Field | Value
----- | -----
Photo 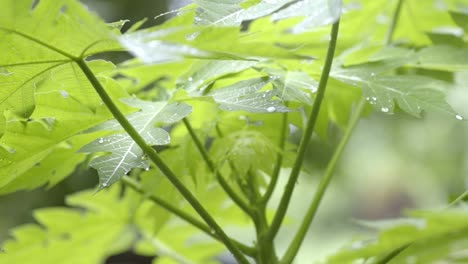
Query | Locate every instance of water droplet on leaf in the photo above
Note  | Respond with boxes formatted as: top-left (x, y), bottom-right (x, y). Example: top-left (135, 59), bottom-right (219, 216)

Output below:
top-left (60, 90), bottom-right (69, 98)
top-left (98, 138), bottom-right (104, 143)
top-left (456, 114), bottom-right (464, 120)
top-left (267, 106), bottom-right (276, 113)
top-left (381, 107), bottom-right (389, 113)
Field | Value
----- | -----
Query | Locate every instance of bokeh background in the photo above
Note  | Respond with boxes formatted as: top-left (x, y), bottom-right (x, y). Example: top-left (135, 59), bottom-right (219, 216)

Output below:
top-left (1, 0), bottom-right (468, 263)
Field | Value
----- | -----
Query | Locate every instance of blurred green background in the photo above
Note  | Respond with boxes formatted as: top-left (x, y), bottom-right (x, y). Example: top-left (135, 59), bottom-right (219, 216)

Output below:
top-left (1, 0), bottom-right (468, 263)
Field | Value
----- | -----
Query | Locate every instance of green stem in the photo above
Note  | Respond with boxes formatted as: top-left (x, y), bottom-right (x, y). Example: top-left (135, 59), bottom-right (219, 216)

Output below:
top-left (268, 19), bottom-right (341, 240)
top-left (182, 118), bottom-right (253, 215)
top-left (121, 176), bottom-right (255, 256)
top-left (386, 0), bottom-right (404, 45)
top-left (280, 97), bottom-right (366, 264)
top-left (76, 59), bottom-right (249, 264)
top-left (262, 111), bottom-right (289, 204)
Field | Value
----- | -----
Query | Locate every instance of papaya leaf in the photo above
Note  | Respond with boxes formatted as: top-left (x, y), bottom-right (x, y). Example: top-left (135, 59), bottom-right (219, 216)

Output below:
top-left (263, 67), bottom-right (317, 105)
top-left (0, 0), bottom-right (121, 132)
top-left (178, 60), bottom-right (258, 95)
top-left (331, 64), bottom-right (462, 119)
top-left (415, 45), bottom-right (468, 71)
top-left (271, 0), bottom-right (342, 33)
top-left (0, 78), bottom-right (128, 194)
top-left (0, 186), bottom-right (143, 264)
top-left (210, 130), bottom-right (278, 177)
top-left (327, 207), bottom-right (468, 264)
top-left (209, 77), bottom-right (290, 113)
top-left (194, 0), bottom-right (292, 26)
top-left (80, 98), bottom-right (192, 189)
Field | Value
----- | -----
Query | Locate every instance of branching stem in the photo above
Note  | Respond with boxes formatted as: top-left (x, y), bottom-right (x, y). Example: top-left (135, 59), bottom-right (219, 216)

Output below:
top-left (76, 59), bottom-right (249, 264)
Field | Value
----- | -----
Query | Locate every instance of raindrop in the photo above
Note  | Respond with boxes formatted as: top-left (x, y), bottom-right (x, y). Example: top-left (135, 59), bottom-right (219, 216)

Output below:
top-left (98, 138), bottom-right (104, 143)
top-left (370, 72), bottom-right (376, 77)
top-left (381, 107), bottom-right (389, 113)
top-left (188, 77), bottom-right (193, 82)
top-left (365, 97), bottom-right (370, 101)
top-left (456, 114), bottom-right (464, 120)
top-left (101, 182), bottom-right (108, 187)
top-left (371, 97), bottom-right (377, 101)
top-left (9, 148), bottom-right (16, 154)
top-left (60, 90), bottom-right (69, 98)
top-left (267, 106), bottom-right (276, 113)
top-left (145, 167), bottom-right (150, 171)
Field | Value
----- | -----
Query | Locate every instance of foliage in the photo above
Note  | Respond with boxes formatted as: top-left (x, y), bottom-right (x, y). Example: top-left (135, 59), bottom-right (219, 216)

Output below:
top-left (0, 0), bottom-right (467, 263)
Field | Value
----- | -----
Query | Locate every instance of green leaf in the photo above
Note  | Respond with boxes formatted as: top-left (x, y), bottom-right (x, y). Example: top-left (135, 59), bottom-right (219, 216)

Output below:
top-left (194, 0), bottom-right (292, 26)
top-left (331, 64), bottom-right (462, 118)
top-left (0, 79), bottom-right (127, 193)
top-left (178, 60), bottom-right (258, 95)
top-left (209, 77), bottom-right (291, 113)
top-left (263, 67), bottom-right (317, 105)
top-left (0, 0), bottom-right (120, 132)
top-left (271, 0), bottom-right (342, 33)
top-left (327, 207), bottom-right (468, 264)
top-left (0, 186), bottom-right (140, 264)
top-left (415, 45), bottom-right (468, 71)
top-left (211, 130), bottom-right (277, 177)
top-left (80, 98), bottom-right (192, 189)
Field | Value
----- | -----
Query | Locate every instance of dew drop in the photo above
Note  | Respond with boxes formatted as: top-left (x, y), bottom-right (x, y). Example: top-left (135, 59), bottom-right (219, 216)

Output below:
top-left (381, 107), bottom-right (389, 113)
top-left (98, 138), bottom-right (104, 143)
top-left (267, 106), bottom-right (276, 113)
top-left (188, 77), bottom-right (193, 82)
top-left (8, 148), bottom-right (16, 154)
top-left (145, 167), bottom-right (150, 171)
top-left (101, 182), bottom-right (108, 187)
top-left (456, 114), bottom-right (464, 120)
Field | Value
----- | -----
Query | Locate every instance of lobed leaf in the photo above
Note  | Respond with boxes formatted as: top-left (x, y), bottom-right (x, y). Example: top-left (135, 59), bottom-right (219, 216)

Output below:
top-left (327, 207), bottom-right (468, 264)
top-left (331, 63), bottom-right (462, 119)
top-left (209, 77), bottom-right (291, 113)
top-left (80, 98), bottom-right (192, 189)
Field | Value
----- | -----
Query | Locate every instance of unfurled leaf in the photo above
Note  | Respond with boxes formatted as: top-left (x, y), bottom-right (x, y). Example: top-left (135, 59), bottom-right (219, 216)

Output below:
top-left (80, 98), bottom-right (192, 189)
top-left (178, 60), bottom-right (258, 94)
top-left (194, 0), bottom-right (292, 26)
top-left (0, 186), bottom-right (141, 264)
top-left (272, 0), bottom-right (342, 33)
top-left (327, 207), bottom-right (468, 264)
top-left (0, 80), bottom-right (127, 194)
top-left (0, 0), bottom-right (121, 132)
top-left (331, 64), bottom-right (461, 118)
top-left (415, 45), bottom-right (468, 71)
top-left (209, 77), bottom-right (290, 113)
